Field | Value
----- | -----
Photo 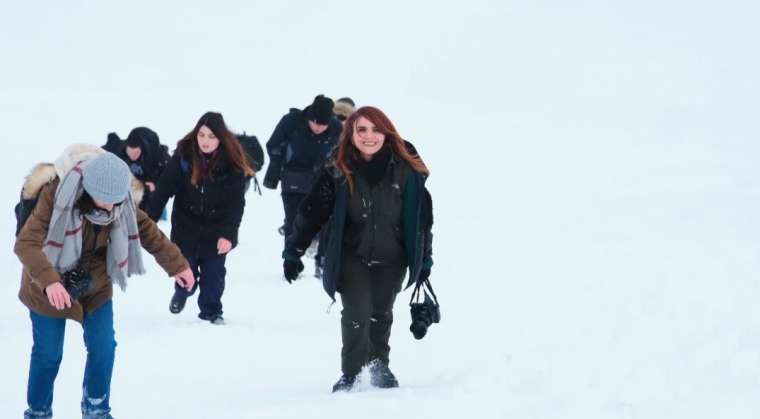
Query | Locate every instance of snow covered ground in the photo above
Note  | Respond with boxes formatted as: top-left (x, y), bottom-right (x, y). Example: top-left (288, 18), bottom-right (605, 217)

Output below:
top-left (1, 1), bottom-right (759, 418)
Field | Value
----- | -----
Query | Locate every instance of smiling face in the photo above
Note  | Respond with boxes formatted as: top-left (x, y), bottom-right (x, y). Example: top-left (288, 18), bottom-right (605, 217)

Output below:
top-left (351, 116), bottom-right (386, 161)
top-left (197, 125), bottom-right (220, 154)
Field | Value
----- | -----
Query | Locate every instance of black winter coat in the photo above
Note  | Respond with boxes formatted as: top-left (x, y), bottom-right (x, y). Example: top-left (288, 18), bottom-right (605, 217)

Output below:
top-left (104, 128), bottom-right (169, 185)
top-left (286, 146), bottom-right (434, 301)
top-left (147, 151), bottom-right (248, 258)
top-left (264, 107), bottom-right (342, 193)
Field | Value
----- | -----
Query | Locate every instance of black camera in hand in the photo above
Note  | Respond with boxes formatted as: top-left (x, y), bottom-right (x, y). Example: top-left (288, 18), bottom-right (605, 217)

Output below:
top-left (62, 268), bottom-right (92, 299)
top-left (409, 290), bottom-right (440, 340)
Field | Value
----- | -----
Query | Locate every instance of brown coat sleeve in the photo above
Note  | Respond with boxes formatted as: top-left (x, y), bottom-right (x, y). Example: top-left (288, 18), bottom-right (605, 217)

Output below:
top-left (136, 209), bottom-right (189, 276)
top-left (14, 181), bottom-right (61, 292)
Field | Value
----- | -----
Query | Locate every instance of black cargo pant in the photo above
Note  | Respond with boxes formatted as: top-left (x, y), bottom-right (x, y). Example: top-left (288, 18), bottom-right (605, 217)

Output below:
top-left (281, 192), bottom-right (306, 239)
top-left (338, 253), bottom-right (407, 375)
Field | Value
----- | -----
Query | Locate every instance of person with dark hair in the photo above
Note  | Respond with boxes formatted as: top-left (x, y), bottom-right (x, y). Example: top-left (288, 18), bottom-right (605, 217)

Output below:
top-left (281, 106), bottom-right (434, 392)
top-left (263, 95), bottom-right (342, 242)
top-left (103, 127), bottom-right (170, 212)
top-left (15, 145), bottom-right (195, 419)
top-left (147, 112), bottom-right (254, 325)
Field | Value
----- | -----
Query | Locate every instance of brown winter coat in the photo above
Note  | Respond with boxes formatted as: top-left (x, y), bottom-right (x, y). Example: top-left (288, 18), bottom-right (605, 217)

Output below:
top-left (15, 177), bottom-right (189, 322)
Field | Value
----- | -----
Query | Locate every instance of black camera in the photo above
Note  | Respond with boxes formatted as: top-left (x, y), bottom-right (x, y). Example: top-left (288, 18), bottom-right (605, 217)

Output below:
top-left (62, 268), bottom-right (92, 299)
top-left (409, 291), bottom-right (441, 340)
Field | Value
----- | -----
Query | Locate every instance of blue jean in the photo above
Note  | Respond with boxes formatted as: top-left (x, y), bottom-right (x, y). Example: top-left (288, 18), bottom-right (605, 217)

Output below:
top-left (175, 253), bottom-right (227, 318)
top-left (25, 300), bottom-right (116, 419)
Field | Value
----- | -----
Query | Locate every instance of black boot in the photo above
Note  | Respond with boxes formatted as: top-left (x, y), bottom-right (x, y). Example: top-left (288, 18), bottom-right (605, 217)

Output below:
top-left (331, 374), bottom-right (358, 393)
top-left (169, 291), bottom-right (187, 314)
top-left (368, 359), bottom-right (399, 388)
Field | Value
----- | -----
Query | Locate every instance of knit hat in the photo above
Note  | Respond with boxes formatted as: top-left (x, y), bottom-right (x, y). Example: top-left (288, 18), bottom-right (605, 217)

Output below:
top-left (333, 97), bottom-right (355, 121)
top-left (82, 152), bottom-right (131, 204)
top-left (306, 94), bottom-right (334, 125)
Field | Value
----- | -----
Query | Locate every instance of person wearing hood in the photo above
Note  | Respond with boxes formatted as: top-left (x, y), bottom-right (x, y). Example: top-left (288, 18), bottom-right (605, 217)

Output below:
top-left (15, 145), bottom-right (195, 419)
top-left (281, 106), bottom-right (434, 393)
top-left (333, 97), bottom-right (355, 125)
top-left (103, 127), bottom-right (171, 212)
top-left (147, 112), bottom-right (254, 325)
top-left (263, 95), bottom-right (342, 244)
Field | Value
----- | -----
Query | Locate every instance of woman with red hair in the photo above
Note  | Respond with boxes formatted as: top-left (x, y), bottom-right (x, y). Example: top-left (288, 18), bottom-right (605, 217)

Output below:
top-left (282, 106), bottom-right (434, 392)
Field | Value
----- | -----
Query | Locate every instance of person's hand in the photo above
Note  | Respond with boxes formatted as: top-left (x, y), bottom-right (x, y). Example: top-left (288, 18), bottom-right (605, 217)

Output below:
top-left (419, 268), bottom-right (431, 282)
top-left (217, 238), bottom-right (233, 254)
top-left (174, 268), bottom-right (195, 291)
top-left (262, 177), bottom-right (278, 190)
top-left (45, 282), bottom-right (71, 310)
top-left (283, 259), bottom-right (304, 283)
top-left (145, 181), bottom-right (156, 192)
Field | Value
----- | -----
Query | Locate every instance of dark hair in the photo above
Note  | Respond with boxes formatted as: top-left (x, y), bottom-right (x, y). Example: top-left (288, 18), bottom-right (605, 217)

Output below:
top-left (335, 106), bottom-right (429, 191)
top-left (75, 191), bottom-right (97, 214)
top-left (176, 112), bottom-right (254, 185)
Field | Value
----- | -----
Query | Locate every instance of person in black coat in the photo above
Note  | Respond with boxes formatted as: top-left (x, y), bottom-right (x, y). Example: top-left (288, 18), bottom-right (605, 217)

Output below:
top-left (263, 95), bottom-right (342, 242)
top-left (103, 127), bottom-right (170, 212)
top-left (147, 112), bottom-right (254, 325)
top-left (282, 106), bottom-right (434, 392)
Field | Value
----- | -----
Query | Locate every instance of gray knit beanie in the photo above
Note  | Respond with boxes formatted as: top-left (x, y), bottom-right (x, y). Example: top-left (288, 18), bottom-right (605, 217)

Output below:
top-left (82, 152), bottom-right (131, 204)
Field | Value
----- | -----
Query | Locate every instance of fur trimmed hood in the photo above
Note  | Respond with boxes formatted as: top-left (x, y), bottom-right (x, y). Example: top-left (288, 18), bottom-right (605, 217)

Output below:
top-left (333, 101), bottom-right (354, 119)
top-left (21, 143), bottom-right (144, 205)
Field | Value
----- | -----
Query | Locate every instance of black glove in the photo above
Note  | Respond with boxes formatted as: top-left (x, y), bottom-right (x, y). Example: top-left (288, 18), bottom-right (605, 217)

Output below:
top-left (263, 176), bottom-right (278, 190)
top-left (283, 259), bottom-right (304, 283)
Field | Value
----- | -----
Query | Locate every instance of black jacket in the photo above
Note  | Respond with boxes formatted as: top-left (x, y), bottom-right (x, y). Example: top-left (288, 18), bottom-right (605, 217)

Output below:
top-left (147, 151), bottom-right (248, 258)
top-left (104, 128), bottom-right (170, 185)
top-left (286, 145), bottom-right (434, 301)
top-left (263, 107), bottom-right (341, 193)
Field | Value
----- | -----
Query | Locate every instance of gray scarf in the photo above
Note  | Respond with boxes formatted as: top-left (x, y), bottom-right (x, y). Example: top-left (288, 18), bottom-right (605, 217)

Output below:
top-left (43, 161), bottom-right (145, 291)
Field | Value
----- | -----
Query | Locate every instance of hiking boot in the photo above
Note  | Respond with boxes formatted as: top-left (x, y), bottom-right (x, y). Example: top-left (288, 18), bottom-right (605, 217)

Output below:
top-left (331, 374), bottom-right (358, 393)
top-left (169, 291), bottom-right (187, 314)
top-left (368, 359), bottom-right (399, 388)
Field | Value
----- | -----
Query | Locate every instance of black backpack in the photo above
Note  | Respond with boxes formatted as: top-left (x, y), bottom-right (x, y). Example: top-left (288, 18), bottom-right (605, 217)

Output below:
top-left (236, 133), bottom-right (265, 172)
top-left (14, 194), bottom-right (38, 236)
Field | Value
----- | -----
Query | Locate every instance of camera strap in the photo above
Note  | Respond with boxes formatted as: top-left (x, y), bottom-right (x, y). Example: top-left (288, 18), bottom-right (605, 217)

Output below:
top-left (409, 277), bottom-right (439, 307)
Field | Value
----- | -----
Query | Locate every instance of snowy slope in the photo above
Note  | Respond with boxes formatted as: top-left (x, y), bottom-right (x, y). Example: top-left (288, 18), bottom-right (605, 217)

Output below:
top-left (1, 1), bottom-right (759, 418)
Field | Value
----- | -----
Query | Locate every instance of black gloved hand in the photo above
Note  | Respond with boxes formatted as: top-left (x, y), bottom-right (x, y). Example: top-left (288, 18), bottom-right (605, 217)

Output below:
top-left (283, 259), bottom-right (304, 283)
top-left (262, 176), bottom-right (278, 190)
top-left (418, 268), bottom-right (431, 283)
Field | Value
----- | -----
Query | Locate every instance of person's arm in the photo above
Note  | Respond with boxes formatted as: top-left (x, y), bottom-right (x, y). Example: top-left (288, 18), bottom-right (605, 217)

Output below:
top-left (136, 208), bottom-right (194, 289)
top-left (284, 167), bottom-right (336, 256)
top-left (217, 173), bottom-right (248, 249)
top-left (146, 153), bottom-right (182, 221)
top-left (263, 115), bottom-right (291, 189)
top-left (14, 181), bottom-right (62, 293)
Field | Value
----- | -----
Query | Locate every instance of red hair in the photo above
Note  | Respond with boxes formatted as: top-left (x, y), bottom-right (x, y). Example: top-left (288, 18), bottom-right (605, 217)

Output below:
top-left (335, 106), bottom-right (428, 191)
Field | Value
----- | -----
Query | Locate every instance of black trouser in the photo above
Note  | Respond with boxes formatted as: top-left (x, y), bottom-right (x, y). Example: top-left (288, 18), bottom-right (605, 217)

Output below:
top-left (338, 253), bottom-right (407, 375)
top-left (175, 253), bottom-right (227, 317)
top-left (281, 192), bottom-right (306, 238)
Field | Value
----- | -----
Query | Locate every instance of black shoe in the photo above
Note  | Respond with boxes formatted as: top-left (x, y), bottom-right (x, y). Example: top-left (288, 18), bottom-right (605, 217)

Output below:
top-left (331, 374), bottom-right (358, 393)
top-left (169, 292), bottom-right (187, 314)
top-left (368, 359), bottom-right (399, 388)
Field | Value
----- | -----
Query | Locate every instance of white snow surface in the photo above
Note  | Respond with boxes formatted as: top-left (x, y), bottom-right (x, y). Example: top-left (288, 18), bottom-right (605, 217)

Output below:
top-left (1, 1), bottom-right (759, 418)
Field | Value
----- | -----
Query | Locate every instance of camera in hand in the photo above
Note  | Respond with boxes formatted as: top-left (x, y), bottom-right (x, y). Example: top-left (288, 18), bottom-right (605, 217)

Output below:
top-left (409, 292), bottom-right (440, 340)
top-left (62, 268), bottom-right (92, 299)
